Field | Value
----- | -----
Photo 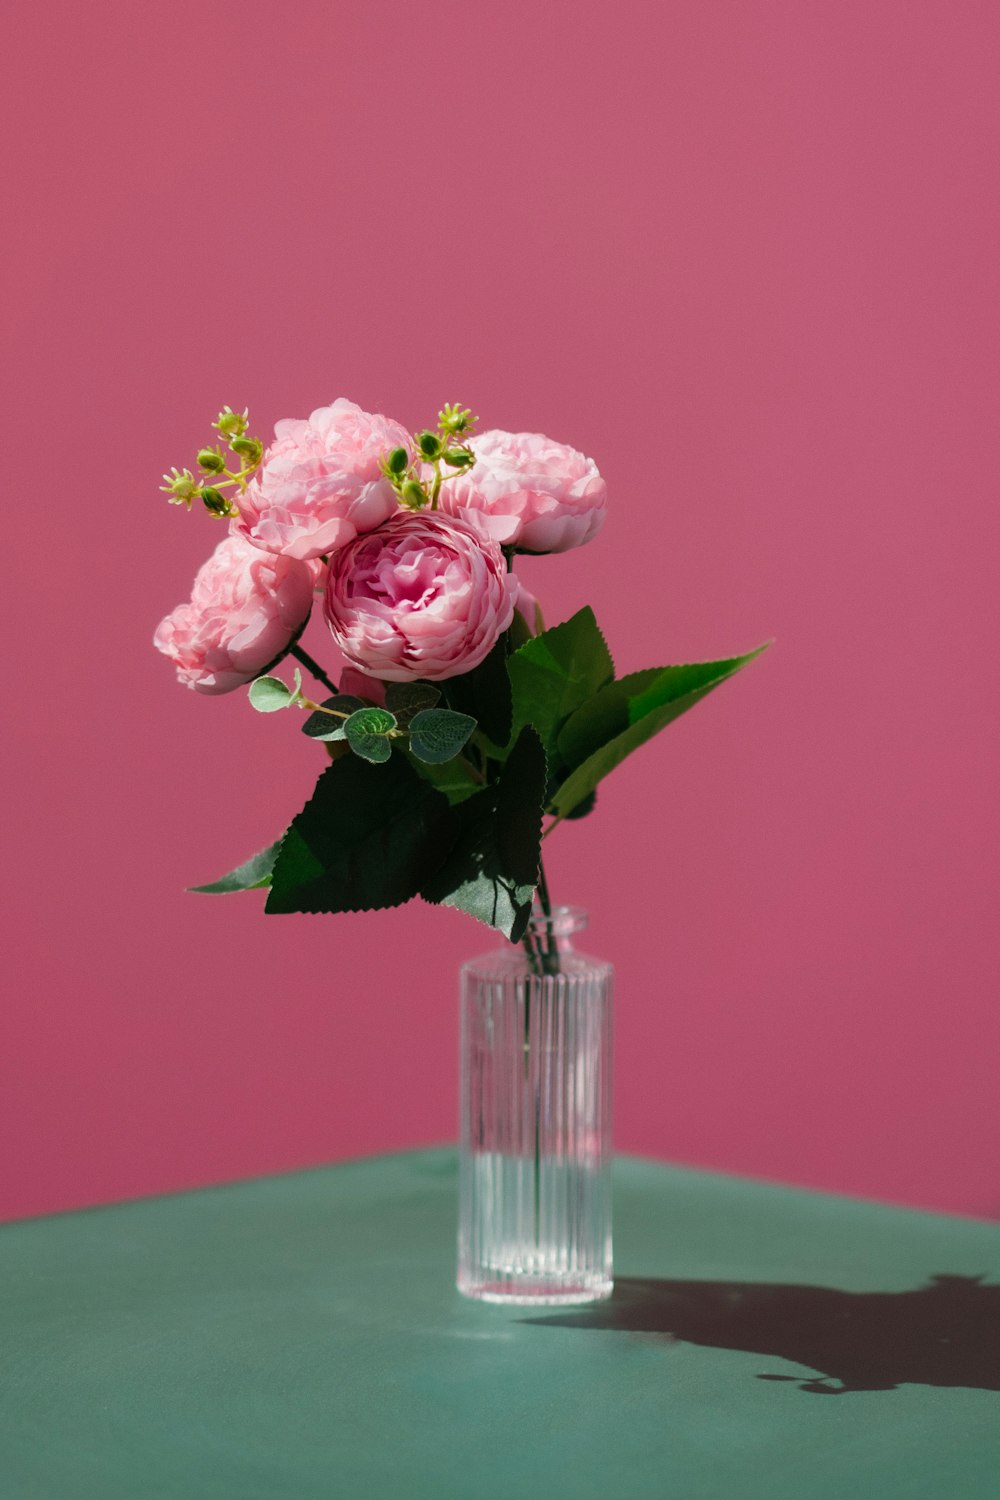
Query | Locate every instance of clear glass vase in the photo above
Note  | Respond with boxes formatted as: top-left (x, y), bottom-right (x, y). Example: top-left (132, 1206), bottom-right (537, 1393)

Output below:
top-left (457, 905), bottom-right (613, 1305)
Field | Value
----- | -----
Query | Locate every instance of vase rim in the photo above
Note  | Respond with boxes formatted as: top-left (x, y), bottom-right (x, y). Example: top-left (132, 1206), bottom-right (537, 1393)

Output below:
top-left (527, 904), bottom-right (588, 937)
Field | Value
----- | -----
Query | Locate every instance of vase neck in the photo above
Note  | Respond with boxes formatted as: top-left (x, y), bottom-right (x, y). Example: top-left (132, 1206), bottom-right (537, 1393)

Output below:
top-left (525, 904), bottom-right (587, 955)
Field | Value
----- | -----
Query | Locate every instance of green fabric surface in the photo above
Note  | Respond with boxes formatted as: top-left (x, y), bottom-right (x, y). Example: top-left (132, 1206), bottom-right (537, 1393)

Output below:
top-left (2, 1150), bottom-right (998, 1500)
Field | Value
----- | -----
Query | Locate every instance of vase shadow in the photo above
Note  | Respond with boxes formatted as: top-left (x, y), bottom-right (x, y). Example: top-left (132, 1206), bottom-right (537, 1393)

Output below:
top-left (524, 1274), bottom-right (1000, 1394)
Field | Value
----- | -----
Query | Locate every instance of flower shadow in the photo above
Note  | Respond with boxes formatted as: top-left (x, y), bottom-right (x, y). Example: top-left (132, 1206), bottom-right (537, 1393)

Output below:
top-left (524, 1274), bottom-right (1000, 1394)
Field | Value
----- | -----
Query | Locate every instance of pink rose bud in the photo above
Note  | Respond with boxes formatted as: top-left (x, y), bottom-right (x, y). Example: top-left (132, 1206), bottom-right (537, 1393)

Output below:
top-left (338, 666), bottom-right (388, 706)
top-left (153, 534), bottom-right (314, 695)
top-left (513, 577), bottom-right (542, 635)
top-left (233, 398), bottom-right (410, 562)
top-left (440, 429), bottom-right (607, 554)
top-left (323, 512), bottom-right (518, 682)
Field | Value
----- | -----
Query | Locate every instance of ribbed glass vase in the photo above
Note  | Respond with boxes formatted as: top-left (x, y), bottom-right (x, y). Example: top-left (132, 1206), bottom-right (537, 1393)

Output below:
top-left (457, 906), bottom-right (613, 1305)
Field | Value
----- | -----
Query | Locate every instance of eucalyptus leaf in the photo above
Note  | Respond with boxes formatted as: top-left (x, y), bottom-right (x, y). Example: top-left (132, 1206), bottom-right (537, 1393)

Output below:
top-left (266, 754), bottom-right (456, 915)
top-left (420, 726), bottom-right (546, 941)
top-left (189, 840), bottom-right (281, 893)
top-left (384, 681), bottom-right (441, 726)
top-left (408, 708), bottom-right (477, 765)
top-left (301, 695), bottom-right (366, 742)
top-left (552, 644), bottom-right (771, 818)
top-left (344, 707), bottom-right (398, 763)
top-left (248, 676), bottom-right (294, 712)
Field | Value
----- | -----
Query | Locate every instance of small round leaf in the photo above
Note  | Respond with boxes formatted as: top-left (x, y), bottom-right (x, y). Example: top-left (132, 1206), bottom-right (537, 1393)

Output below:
top-left (345, 707), bottom-right (398, 764)
top-left (408, 708), bottom-right (477, 764)
top-left (384, 680), bottom-right (441, 725)
top-left (301, 695), bottom-right (367, 741)
top-left (248, 676), bottom-right (292, 712)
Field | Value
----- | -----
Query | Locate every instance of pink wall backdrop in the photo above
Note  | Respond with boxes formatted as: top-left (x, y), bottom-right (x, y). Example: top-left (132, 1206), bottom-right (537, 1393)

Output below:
top-left (3, 1), bottom-right (998, 1221)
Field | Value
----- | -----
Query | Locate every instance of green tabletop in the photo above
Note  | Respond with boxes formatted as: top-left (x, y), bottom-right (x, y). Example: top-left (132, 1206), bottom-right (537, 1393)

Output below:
top-left (2, 1150), bottom-right (998, 1499)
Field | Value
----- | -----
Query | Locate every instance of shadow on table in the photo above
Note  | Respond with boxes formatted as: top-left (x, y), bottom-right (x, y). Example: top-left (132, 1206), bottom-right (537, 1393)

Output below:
top-left (525, 1274), bottom-right (1000, 1394)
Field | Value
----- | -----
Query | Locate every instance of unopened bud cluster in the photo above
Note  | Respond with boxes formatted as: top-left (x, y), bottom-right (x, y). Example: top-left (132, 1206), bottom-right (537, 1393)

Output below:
top-left (160, 406), bottom-right (264, 518)
top-left (381, 402), bottom-right (478, 511)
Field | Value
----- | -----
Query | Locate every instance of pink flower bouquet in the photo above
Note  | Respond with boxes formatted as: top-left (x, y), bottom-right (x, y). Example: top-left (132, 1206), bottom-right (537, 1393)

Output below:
top-left (155, 400), bottom-right (765, 963)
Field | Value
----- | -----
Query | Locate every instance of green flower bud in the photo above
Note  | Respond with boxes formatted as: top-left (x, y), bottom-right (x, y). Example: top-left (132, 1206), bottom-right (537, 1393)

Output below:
top-left (200, 486), bottom-right (234, 518)
top-left (417, 430), bottom-right (442, 460)
top-left (213, 405), bottom-right (249, 439)
top-left (160, 467), bottom-right (199, 506)
top-left (229, 435), bottom-right (263, 465)
top-left (197, 447), bottom-right (227, 474)
top-left (438, 403), bottom-right (475, 436)
top-left (400, 479), bottom-right (427, 509)
top-left (386, 446), bottom-right (409, 476)
top-left (443, 447), bottom-right (475, 469)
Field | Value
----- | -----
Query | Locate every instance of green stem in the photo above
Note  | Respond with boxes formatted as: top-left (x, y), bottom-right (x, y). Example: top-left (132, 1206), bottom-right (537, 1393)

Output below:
top-left (520, 931), bottom-right (543, 1254)
top-left (521, 928), bottom-right (543, 978)
top-left (290, 644), bottom-right (337, 697)
top-left (535, 855), bottom-right (560, 975)
top-left (507, 544), bottom-right (544, 1248)
top-left (459, 756), bottom-right (486, 786)
top-left (532, 1075), bottom-right (541, 1253)
top-left (301, 700), bottom-right (350, 720)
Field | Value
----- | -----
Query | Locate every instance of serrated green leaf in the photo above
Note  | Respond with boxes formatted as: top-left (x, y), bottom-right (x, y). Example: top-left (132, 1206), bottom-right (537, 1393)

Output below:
top-left (266, 755), bottom-right (456, 914)
top-left (408, 708), bottom-right (477, 764)
top-left (301, 695), bottom-right (366, 741)
top-left (189, 840), bottom-right (281, 893)
top-left (564, 788), bottom-right (597, 821)
top-left (248, 675), bottom-right (293, 712)
top-left (420, 726), bottom-right (546, 941)
top-left (507, 606), bottom-right (614, 765)
top-left (442, 637), bottom-right (513, 749)
top-left (344, 706), bottom-right (398, 763)
top-left (384, 681), bottom-right (441, 725)
top-left (552, 644), bottom-right (771, 818)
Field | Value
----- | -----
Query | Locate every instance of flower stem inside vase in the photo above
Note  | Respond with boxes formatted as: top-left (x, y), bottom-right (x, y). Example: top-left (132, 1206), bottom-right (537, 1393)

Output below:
top-left (520, 858), bottom-right (561, 1249)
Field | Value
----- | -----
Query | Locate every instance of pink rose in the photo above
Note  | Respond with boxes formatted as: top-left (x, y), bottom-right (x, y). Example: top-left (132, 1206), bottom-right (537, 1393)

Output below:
top-left (323, 512), bottom-right (518, 682)
top-left (154, 534), bottom-right (313, 695)
top-left (234, 398), bottom-right (410, 562)
top-left (440, 429), bottom-right (607, 554)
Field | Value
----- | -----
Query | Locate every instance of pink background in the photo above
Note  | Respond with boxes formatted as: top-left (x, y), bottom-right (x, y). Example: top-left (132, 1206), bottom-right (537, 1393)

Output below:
top-left (3, 1), bottom-right (998, 1222)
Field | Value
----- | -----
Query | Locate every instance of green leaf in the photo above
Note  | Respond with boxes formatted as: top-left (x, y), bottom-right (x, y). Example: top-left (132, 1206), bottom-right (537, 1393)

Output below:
top-left (552, 644), bottom-right (771, 818)
top-left (189, 840), bottom-right (281, 893)
top-left (344, 707), bottom-right (398, 763)
top-left (266, 754), bottom-right (457, 914)
top-left (384, 681), bottom-right (441, 726)
top-left (408, 708), bottom-right (477, 764)
top-left (564, 788), bottom-right (597, 821)
top-left (248, 675), bottom-right (294, 712)
top-left (443, 637), bottom-right (513, 749)
top-left (407, 752), bottom-right (483, 805)
top-left (345, 707), bottom-right (397, 735)
top-left (420, 726), bottom-right (546, 941)
top-left (301, 695), bottom-right (366, 741)
top-left (507, 606), bottom-right (614, 765)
